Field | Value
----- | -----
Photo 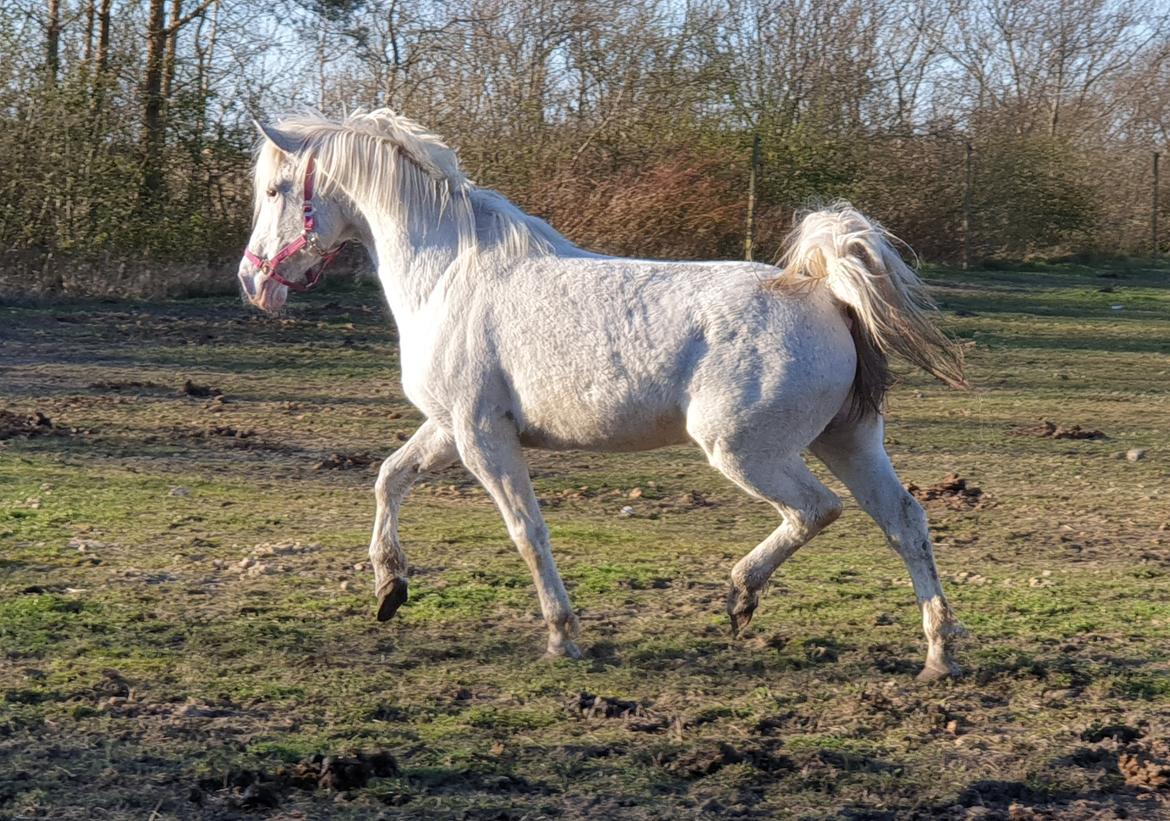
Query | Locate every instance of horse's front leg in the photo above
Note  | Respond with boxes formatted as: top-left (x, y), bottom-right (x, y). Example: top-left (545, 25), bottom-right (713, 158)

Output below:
top-left (369, 419), bottom-right (457, 621)
top-left (453, 413), bottom-right (580, 659)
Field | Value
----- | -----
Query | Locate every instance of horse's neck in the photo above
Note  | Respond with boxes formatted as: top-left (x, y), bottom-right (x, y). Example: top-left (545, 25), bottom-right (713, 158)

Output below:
top-left (352, 202), bottom-right (463, 323)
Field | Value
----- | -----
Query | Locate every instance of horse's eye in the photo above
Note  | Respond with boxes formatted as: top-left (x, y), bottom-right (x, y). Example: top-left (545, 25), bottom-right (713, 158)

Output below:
top-left (266, 186), bottom-right (278, 198)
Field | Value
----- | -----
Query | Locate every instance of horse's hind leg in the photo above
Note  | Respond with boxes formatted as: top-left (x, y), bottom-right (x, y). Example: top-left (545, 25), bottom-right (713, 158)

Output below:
top-left (369, 419), bottom-right (457, 621)
top-left (810, 413), bottom-right (964, 681)
top-left (700, 442), bottom-right (844, 636)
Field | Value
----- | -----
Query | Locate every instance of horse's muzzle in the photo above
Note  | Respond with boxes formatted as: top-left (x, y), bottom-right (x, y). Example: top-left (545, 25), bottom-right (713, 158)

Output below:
top-left (238, 263), bottom-right (286, 312)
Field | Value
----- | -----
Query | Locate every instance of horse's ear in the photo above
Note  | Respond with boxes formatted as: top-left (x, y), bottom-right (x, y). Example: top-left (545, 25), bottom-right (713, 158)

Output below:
top-left (253, 119), bottom-right (305, 155)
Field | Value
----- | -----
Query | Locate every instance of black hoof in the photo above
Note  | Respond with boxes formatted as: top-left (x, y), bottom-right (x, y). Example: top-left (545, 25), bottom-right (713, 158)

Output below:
top-left (729, 610), bottom-right (755, 638)
top-left (376, 578), bottom-right (408, 622)
top-left (726, 584), bottom-right (758, 638)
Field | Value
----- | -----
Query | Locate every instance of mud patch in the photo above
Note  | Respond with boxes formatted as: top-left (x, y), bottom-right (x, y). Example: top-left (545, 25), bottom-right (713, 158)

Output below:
top-left (1012, 419), bottom-right (1106, 440)
top-left (88, 379), bottom-right (167, 392)
top-left (204, 424), bottom-right (255, 440)
top-left (905, 473), bottom-right (987, 509)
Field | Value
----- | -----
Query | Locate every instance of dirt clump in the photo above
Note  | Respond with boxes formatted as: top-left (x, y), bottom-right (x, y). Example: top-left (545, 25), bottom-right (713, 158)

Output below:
top-left (281, 751), bottom-right (399, 791)
top-left (664, 740), bottom-right (792, 778)
top-left (905, 473), bottom-right (987, 509)
top-left (0, 410), bottom-right (56, 439)
top-left (206, 424), bottom-right (254, 440)
top-left (1012, 419), bottom-right (1106, 440)
top-left (568, 692), bottom-right (669, 732)
top-left (1081, 723), bottom-right (1144, 744)
top-left (654, 490), bottom-right (716, 513)
top-left (179, 379), bottom-right (222, 398)
top-left (315, 451), bottom-right (378, 470)
top-left (195, 750), bottom-right (399, 810)
top-left (1118, 737), bottom-right (1170, 791)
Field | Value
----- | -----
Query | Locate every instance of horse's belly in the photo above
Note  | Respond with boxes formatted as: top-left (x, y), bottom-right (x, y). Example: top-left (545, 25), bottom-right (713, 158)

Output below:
top-left (516, 401), bottom-right (689, 452)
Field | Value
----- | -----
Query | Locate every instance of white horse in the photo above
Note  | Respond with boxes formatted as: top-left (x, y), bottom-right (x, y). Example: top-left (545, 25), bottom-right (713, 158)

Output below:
top-left (239, 109), bottom-right (969, 681)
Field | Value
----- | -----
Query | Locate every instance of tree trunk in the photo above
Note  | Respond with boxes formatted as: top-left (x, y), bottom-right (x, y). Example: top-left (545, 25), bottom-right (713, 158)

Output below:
top-left (163, 0), bottom-right (182, 103)
top-left (744, 131), bottom-right (761, 261)
top-left (96, 0), bottom-right (112, 74)
top-left (141, 0), bottom-right (168, 207)
top-left (84, 0), bottom-right (95, 64)
top-left (46, 0), bottom-right (61, 83)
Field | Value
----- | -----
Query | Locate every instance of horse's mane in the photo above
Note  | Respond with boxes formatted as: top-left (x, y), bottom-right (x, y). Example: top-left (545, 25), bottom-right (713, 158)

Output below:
top-left (254, 108), bottom-right (573, 267)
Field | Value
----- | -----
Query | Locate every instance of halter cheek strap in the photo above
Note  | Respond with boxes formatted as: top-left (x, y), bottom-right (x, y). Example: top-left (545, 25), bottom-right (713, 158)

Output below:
top-left (243, 154), bottom-right (341, 293)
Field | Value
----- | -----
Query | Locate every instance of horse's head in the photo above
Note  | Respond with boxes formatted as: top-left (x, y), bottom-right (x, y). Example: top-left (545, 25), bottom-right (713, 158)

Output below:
top-left (239, 122), bottom-right (348, 312)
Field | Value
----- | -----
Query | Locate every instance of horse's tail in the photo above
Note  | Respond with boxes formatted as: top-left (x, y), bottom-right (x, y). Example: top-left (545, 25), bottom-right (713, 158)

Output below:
top-left (771, 201), bottom-right (967, 416)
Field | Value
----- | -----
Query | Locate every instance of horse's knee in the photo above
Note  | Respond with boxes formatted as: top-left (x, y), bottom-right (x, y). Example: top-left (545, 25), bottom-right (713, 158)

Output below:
top-left (375, 459), bottom-right (425, 510)
top-left (373, 459), bottom-right (394, 499)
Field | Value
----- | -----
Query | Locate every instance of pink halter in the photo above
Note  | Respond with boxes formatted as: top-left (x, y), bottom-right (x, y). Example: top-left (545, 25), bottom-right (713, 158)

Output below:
top-left (243, 154), bottom-right (340, 292)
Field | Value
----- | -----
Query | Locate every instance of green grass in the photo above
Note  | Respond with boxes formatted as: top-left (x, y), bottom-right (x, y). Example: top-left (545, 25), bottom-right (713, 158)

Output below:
top-left (1, 264), bottom-right (1169, 819)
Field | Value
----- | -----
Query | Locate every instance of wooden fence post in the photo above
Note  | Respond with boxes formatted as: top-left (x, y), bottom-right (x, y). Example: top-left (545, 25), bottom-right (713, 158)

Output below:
top-left (744, 131), bottom-right (761, 261)
top-left (962, 140), bottom-right (973, 271)
top-left (1154, 151), bottom-right (1160, 263)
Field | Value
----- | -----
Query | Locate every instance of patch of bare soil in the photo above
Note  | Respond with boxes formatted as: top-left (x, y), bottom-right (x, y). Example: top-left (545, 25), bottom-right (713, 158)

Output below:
top-left (193, 750), bottom-right (398, 810)
top-left (905, 473), bottom-right (988, 509)
top-left (315, 451), bottom-right (379, 471)
top-left (1012, 419), bottom-right (1107, 440)
top-left (538, 485), bottom-right (716, 513)
top-left (145, 423), bottom-right (290, 453)
top-left (87, 379), bottom-right (167, 392)
top-left (567, 692), bottom-right (670, 732)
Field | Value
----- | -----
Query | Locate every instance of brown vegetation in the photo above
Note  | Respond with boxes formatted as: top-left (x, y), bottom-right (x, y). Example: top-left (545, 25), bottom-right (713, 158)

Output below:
top-left (2, 1), bottom-right (1169, 295)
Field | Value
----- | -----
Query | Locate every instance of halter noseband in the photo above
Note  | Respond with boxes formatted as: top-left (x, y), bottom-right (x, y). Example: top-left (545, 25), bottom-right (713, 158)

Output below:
top-left (243, 154), bottom-right (341, 293)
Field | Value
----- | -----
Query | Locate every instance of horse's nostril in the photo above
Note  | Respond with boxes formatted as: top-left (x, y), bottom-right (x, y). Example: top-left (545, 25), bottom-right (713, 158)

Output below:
top-left (238, 270), bottom-right (258, 297)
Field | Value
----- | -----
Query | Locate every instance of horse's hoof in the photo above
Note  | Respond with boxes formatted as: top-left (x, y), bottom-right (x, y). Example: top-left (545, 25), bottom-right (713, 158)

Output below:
top-left (544, 639), bottom-right (582, 660)
top-left (729, 610), bottom-right (754, 638)
top-left (916, 660), bottom-right (961, 683)
top-left (375, 578), bottom-right (408, 622)
top-left (726, 584), bottom-right (757, 637)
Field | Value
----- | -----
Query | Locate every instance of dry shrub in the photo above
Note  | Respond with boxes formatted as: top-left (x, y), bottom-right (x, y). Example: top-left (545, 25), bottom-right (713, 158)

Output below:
top-left (520, 147), bottom-right (747, 260)
top-left (854, 138), bottom-right (966, 264)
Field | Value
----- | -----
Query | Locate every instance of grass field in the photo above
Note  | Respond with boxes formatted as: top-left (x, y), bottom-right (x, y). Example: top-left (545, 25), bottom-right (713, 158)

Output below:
top-left (1, 263), bottom-right (1168, 819)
